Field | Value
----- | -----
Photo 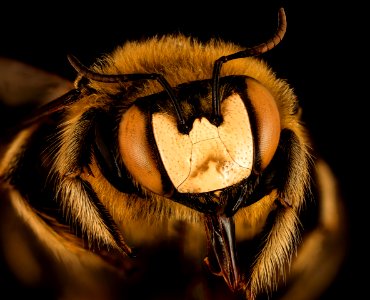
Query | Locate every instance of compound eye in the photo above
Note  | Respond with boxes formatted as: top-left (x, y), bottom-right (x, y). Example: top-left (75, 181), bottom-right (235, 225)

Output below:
top-left (118, 105), bottom-right (170, 196)
top-left (246, 78), bottom-right (281, 171)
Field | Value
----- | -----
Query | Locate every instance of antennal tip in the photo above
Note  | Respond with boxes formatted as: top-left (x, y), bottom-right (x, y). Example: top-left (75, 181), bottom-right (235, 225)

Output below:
top-left (66, 54), bottom-right (82, 73)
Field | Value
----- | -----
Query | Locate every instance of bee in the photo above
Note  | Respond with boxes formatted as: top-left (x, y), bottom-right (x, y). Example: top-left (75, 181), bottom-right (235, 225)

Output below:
top-left (0, 7), bottom-right (347, 300)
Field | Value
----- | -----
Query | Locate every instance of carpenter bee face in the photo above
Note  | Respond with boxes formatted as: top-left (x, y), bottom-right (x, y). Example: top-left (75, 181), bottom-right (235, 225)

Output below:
top-left (115, 76), bottom-right (281, 291)
top-left (119, 75), bottom-right (280, 216)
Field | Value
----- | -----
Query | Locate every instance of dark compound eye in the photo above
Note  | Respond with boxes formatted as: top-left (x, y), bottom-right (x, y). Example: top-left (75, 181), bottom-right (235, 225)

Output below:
top-left (119, 104), bottom-right (174, 197)
top-left (245, 77), bottom-right (280, 171)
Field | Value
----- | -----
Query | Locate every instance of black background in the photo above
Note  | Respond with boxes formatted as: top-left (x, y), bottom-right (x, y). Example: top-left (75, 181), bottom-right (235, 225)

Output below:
top-left (0, 1), bottom-right (365, 298)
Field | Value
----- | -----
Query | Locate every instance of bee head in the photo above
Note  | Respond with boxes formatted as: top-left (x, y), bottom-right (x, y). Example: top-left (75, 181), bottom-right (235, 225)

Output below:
top-left (67, 8), bottom-right (286, 217)
top-left (118, 75), bottom-right (281, 216)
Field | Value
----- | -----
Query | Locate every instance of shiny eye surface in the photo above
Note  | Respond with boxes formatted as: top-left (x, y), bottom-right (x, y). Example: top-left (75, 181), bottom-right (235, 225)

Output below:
top-left (245, 77), bottom-right (281, 171)
top-left (118, 104), bottom-right (171, 196)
